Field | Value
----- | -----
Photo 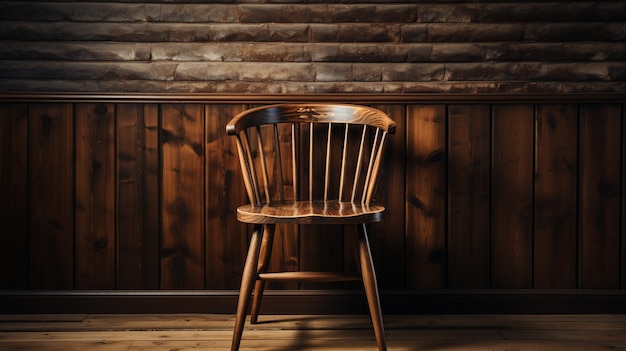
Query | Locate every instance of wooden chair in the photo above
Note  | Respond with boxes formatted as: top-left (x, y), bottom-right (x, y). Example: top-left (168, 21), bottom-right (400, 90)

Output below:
top-left (226, 103), bottom-right (396, 351)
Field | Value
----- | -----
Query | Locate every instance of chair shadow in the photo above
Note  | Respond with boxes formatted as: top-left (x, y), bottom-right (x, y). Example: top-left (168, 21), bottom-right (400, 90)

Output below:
top-left (246, 315), bottom-right (561, 351)
top-left (249, 315), bottom-right (381, 351)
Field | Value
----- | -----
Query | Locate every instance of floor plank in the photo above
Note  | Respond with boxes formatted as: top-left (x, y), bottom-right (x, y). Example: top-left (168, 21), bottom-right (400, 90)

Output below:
top-left (0, 314), bottom-right (624, 351)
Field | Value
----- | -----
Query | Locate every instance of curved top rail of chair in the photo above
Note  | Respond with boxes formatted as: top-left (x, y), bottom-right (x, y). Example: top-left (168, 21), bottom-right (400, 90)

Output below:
top-left (226, 103), bottom-right (396, 135)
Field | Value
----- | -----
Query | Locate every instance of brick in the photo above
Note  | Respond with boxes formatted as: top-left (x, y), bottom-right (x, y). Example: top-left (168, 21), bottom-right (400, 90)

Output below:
top-left (236, 63), bottom-right (315, 82)
top-left (314, 63), bottom-right (353, 82)
top-left (209, 24), bottom-right (269, 42)
top-left (352, 64), bottom-right (383, 82)
top-left (478, 3), bottom-right (561, 23)
top-left (406, 44), bottom-right (434, 61)
top-left (426, 43), bottom-right (485, 62)
top-left (444, 62), bottom-right (523, 81)
top-left (267, 24), bottom-right (309, 42)
top-left (339, 24), bottom-right (401, 42)
top-left (500, 43), bottom-right (565, 61)
top-left (524, 23), bottom-right (626, 42)
top-left (310, 24), bottom-right (401, 43)
top-left (238, 4), bottom-right (416, 23)
top-left (240, 43), bottom-right (310, 62)
top-left (418, 4), bottom-right (482, 23)
top-left (336, 44), bottom-right (408, 62)
top-left (306, 44), bottom-right (340, 62)
top-left (401, 25), bottom-right (429, 42)
top-left (423, 24), bottom-right (524, 42)
top-left (382, 63), bottom-right (445, 81)
top-left (174, 62), bottom-right (236, 81)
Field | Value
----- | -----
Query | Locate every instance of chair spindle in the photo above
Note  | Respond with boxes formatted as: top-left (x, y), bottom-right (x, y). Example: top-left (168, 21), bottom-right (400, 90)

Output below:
top-left (237, 132), bottom-right (261, 206)
top-left (338, 124), bottom-right (350, 202)
top-left (361, 128), bottom-right (380, 204)
top-left (291, 123), bottom-right (298, 201)
top-left (255, 126), bottom-right (271, 204)
top-left (324, 123), bottom-right (332, 202)
top-left (351, 125), bottom-right (368, 203)
top-left (309, 122), bottom-right (314, 201)
top-left (366, 131), bottom-right (388, 205)
top-left (272, 124), bottom-right (285, 201)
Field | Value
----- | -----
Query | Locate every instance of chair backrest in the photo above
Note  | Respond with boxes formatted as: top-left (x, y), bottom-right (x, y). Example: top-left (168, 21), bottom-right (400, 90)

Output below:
top-left (227, 104), bottom-right (396, 207)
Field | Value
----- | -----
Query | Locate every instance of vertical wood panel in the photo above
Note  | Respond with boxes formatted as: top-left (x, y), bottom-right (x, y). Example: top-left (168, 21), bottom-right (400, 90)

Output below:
top-left (371, 104), bottom-right (406, 289)
top-left (447, 104), bottom-right (491, 289)
top-left (75, 103), bottom-right (116, 289)
top-left (491, 105), bottom-right (534, 289)
top-left (343, 225), bottom-right (360, 290)
top-left (268, 224), bottom-right (300, 289)
top-left (623, 104), bottom-right (626, 290)
top-left (0, 103), bottom-right (29, 289)
top-left (533, 104), bottom-right (578, 289)
top-left (579, 104), bottom-right (621, 289)
top-left (29, 104), bottom-right (74, 289)
top-left (300, 225), bottom-right (344, 289)
top-left (161, 104), bottom-right (205, 289)
top-left (405, 105), bottom-right (446, 289)
top-left (205, 104), bottom-right (251, 289)
top-left (117, 103), bottom-right (160, 289)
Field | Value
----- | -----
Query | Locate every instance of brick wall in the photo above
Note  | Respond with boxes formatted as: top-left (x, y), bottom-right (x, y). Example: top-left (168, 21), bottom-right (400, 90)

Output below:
top-left (0, 1), bottom-right (625, 93)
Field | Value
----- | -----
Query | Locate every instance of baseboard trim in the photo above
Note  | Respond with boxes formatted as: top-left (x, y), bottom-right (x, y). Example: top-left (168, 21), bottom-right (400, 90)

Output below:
top-left (2, 290), bottom-right (625, 314)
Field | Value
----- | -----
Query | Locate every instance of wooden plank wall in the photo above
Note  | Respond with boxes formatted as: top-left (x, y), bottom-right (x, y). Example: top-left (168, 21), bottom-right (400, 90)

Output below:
top-left (1, 97), bottom-right (625, 293)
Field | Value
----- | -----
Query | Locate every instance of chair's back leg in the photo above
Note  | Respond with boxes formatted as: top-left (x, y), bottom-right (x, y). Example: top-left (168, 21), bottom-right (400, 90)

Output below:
top-left (250, 224), bottom-right (276, 324)
top-left (357, 223), bottom-right (387, 351)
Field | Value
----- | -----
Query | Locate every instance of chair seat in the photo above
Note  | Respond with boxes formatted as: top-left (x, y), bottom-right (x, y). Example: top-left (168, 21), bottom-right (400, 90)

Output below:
top-left (237, 201), bottom-right (385, 224)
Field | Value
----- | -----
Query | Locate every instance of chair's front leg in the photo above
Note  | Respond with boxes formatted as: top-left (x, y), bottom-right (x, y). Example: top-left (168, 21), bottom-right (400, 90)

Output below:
top-left (357, 223), bottom-right (387, 351)
top-left (231, 224), bottom-right (263, 351)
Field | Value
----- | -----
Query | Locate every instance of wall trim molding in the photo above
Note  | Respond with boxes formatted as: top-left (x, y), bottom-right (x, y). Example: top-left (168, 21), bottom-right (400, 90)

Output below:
top-left (2, 290), bottom-right (625, 314)
top-left (1, 92), bottom-right (625, 104)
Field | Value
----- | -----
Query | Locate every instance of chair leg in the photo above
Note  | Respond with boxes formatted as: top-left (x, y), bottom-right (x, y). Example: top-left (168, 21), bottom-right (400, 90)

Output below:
top-left (251, 224), bottom-right (275, 324)
top-left (231, 225), bottom-right (263, 351)
top-left (357, 223), bottom-right (387, 351)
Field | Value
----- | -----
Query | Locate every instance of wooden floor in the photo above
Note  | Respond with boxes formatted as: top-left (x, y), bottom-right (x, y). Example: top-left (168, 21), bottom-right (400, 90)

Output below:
top-left (0, 314), bottom-right (625, 350)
